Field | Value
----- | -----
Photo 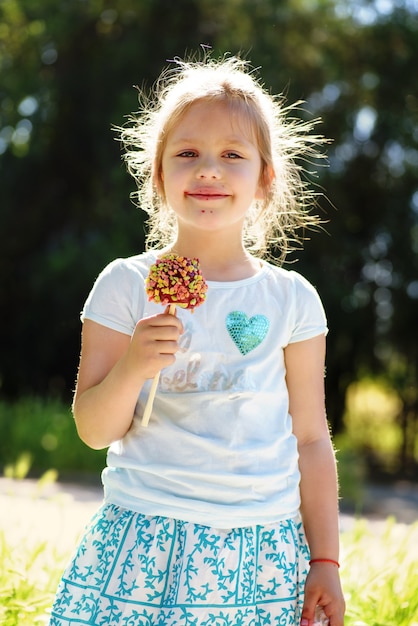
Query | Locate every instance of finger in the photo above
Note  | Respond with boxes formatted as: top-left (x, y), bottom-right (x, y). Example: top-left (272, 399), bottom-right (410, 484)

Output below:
top-left (328, 604), bottom-right (345, 626)
top-left (151, 326), bottom-right (182, 340)
top-left (136, 316), bottom-right (183, 340)
top-left (155, 339), bottom-right (181, 355)
top-left (300, 588), bottom-right (320, 626)
top-left (149, 312), bottom-right (184, 333)
top-left (300, 609), bottom-right (315, 626)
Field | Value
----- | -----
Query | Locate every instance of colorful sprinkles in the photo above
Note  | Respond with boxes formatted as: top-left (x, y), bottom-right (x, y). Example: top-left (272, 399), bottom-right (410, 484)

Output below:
top-left (146, 254), bottom-right (208, 310)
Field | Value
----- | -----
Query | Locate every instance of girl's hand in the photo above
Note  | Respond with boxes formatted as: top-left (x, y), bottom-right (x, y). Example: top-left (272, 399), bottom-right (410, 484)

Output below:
top-left (127, 308), bottom-right (184, 380)
top-left (300, 563), bottom-right (345, 626)
top-left (73, 311), bottom-right (183, 448)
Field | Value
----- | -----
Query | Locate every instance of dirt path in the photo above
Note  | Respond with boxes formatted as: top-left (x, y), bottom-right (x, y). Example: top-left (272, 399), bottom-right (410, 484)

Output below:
top-left (1, 477), bottom-right (102, 552)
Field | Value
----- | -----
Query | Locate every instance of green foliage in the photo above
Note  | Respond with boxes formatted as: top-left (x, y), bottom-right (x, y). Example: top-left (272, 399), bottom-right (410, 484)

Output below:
top-left (338, 377), bottom-right (418, 480)
top-left (344, 379), bottom-right (403, 467)
top-left (0, 521), bottom-right (69, 626)
top-left (0, 530), bottom-right (66, 626)
top-left (0, 397), bottom-right (106, 476)
top-left (342, 520), bottom-right (418, 626)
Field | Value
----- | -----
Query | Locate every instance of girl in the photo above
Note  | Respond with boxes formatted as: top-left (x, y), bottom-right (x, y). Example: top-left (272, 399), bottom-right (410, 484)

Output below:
top-left (50, 55), bottom-right (345, 626)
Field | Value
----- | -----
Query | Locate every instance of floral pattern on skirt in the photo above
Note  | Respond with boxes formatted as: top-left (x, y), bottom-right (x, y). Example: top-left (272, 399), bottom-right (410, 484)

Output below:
top-left (49, 503), bottom-right (309, 625)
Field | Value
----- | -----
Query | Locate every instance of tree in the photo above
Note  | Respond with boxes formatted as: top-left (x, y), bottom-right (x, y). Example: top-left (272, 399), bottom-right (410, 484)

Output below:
top-left (0, 0), bottom-right (210, 395)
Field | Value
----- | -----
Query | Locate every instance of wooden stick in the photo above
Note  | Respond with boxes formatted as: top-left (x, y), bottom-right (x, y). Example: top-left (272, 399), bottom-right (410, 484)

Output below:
top-left (141, 303), bottom-right (176, 427)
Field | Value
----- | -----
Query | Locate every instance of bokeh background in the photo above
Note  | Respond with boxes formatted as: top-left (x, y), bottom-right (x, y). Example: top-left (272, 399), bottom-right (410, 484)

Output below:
top-left (1, 0), bottom-right (417, 501)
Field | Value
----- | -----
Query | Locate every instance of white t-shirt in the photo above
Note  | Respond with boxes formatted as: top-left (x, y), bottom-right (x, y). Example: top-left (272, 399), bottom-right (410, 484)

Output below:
top-left (82, 251), bottom-right (328, 528)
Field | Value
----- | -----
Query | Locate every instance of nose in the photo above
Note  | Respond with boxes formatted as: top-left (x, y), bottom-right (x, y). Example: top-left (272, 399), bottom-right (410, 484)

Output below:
top-left (196, 155), bottom-right (221, 179)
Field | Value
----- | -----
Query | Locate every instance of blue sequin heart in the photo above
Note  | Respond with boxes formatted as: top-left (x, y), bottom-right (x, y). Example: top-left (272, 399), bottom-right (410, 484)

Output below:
top-left (226, 311), bottom-right (270, 355)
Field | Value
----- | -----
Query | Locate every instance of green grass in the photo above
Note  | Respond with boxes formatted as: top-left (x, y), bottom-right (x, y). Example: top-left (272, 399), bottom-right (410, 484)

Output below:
top-left (0, 531), bottom-right (67, 626)
top-left (0, 500), bottom-right (417, 625)
top-left (341, 519), bottom-right (418, 626)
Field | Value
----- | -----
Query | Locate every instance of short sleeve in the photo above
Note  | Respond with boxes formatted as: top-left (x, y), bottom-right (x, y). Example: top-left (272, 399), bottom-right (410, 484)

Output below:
top-left (287, 271), bottom-right (328, 344)
top-left (81, 258), bottom-right (144, 336)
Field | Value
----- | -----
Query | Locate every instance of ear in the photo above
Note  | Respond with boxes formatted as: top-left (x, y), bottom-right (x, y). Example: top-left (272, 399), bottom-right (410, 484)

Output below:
top-left (255, 165), bottom-right (275, 200)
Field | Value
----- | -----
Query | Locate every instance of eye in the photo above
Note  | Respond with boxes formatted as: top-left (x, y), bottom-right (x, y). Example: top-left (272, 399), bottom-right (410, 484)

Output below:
top-left (177, 150), bottom-right (197, 158)
top-left (224, 152), bottom-right (243, 159)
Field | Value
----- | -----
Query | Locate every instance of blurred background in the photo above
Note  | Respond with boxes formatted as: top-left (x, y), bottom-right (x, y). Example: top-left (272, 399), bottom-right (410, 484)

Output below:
top-left (1, 0), bottom-right (417, 508)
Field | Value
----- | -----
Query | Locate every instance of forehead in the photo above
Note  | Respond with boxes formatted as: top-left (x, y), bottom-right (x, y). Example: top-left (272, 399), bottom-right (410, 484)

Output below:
top-left (169, 98), bottom-right (259, 143)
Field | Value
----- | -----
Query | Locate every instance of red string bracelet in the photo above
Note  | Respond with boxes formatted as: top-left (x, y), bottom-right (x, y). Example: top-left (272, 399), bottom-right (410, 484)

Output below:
top-left (309, 558), bottom-right (340, 568)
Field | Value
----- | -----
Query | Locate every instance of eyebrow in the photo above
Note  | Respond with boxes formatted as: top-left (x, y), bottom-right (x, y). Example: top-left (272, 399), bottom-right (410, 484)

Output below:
top-left (169, 136), bottom-right (254, 149)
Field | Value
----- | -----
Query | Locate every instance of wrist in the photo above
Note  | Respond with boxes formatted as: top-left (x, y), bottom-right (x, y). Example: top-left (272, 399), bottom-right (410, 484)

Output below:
top-left (309, 558), bottom-right (340, 568)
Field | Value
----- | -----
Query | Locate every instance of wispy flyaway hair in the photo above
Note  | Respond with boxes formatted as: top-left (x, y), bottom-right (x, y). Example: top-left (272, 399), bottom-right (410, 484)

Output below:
top-left (117, 54), bottom-right (329, 262)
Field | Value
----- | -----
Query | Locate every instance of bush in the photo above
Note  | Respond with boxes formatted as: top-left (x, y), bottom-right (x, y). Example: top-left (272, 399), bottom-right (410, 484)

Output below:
top-left (0, 397), bottom-right (106, 478)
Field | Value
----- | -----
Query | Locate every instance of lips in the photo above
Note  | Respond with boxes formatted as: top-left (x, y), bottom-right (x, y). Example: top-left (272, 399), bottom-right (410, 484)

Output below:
top-left (185, 188), bottom-right (230, 201)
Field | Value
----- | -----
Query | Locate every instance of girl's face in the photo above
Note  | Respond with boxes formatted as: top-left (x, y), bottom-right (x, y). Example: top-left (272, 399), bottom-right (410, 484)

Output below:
top-left (160, 99), bottom-right (264, 237)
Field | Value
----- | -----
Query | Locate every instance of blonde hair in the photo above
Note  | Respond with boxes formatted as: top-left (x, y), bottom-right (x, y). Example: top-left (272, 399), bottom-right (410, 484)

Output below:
top-left (118, 54), bottom-right (328, 263)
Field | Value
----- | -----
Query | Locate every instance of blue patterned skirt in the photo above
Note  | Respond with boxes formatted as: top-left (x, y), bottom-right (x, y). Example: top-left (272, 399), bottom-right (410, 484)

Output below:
top-left (49, 503), bottom-right (309, 625)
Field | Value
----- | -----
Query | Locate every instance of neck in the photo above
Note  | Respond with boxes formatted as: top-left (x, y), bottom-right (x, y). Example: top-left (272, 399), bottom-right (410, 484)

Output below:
top-left (165, 236), bottom-right (261, 282)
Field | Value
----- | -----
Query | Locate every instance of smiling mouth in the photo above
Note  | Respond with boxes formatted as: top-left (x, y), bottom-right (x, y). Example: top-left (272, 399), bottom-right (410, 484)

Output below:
top-left (185, 191), bottom-right (229, 201)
